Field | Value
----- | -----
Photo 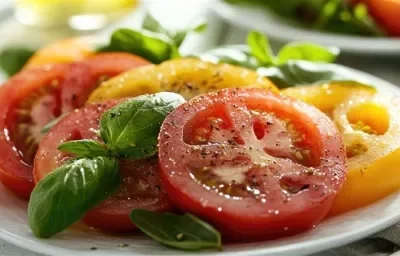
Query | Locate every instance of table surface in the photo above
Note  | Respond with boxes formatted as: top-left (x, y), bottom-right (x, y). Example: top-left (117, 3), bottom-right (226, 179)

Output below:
top-left (0, 0), bottom-right (399, 255)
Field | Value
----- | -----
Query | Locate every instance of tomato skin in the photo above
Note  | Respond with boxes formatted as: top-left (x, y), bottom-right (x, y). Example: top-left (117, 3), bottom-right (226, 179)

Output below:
top-left (83, 53), bottom-right (150, 78)
top-left (355, 0), bottom-right (400, 36)
top-left (24, 37), bottom-right (94, 69)
top-left (33, 101), bottom-right (119, 183)
top-left (0, 65), bottom-right (68, 199)
top-left (34, 101), bottom-right (173, 232)
top-left (83, 158), bottom-right (173, 232)
top-left (158, 88), bottom-right (347, 241)
top-left (0, 53), bottom-right (149, 198)
top-left (61, 53), bottom-right (150, 112)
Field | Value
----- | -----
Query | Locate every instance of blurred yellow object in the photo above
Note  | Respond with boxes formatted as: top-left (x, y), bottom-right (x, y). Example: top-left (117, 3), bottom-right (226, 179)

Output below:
top-left (24, 37), bottom-right (94, 69)
top-left (15, 0), bottom-right (138, 28)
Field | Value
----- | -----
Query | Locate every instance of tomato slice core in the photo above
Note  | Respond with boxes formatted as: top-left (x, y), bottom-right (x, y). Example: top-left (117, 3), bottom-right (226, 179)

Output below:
top-left (158, 88), bottom-right (347, 240)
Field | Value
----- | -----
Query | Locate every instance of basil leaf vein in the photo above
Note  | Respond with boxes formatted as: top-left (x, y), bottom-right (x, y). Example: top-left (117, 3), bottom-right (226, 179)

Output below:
top-left (130, 209), bottom-right (221, 250)
top-left (28, 157), bottom-right (120, 238)
top-left (100, 92), bottom-right (185, 159)
top-left (247, 31), bottom-right (275, 66)
top-left (58, 140), bottom-right (109, 157)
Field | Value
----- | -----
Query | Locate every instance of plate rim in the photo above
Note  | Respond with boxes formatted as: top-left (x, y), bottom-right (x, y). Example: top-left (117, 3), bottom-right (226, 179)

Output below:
top-left (213, 0), bottom-right (400, 55)
top-left (0, 62), bottom-right (400, 256)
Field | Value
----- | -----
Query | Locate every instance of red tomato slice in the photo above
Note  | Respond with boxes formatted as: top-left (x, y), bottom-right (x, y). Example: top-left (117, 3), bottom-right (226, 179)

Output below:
top-left (158, 88), bottom-right (347, 241)
top-left (34, 101), bottom-right (173, 232)
top-left (367, 0), bottom-right (400, 36)
top-left (0, 53), bottom-right (149, 198)
top-left (0, 65), bottom-right (68, 198)
top-left (61, 53), bottom-right (150, 112)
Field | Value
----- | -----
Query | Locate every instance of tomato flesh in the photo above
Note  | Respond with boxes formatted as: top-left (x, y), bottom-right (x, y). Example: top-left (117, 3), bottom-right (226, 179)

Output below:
top-left (0, 65), bottom-right (68, 198)
top-left (61, 53), bottom-right (150, 112)
top-left (34, 101), bottom-right (173, 232)
top-left (0, 53), bottom-right (150, 198)
top-left (158, 88), bottom-right (347, 240)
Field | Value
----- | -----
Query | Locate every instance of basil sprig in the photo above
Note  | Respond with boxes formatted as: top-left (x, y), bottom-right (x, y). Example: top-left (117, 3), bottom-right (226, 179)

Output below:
top-left (142, 14), bottom-right (207, 48)
top-left (257, 60), bottom-right (361, 88)
top-left (99, 29), bottom-right (179, 64)
top-left (196, 31), bottom-right (354, 88)
top-left (101, 93), bottom-right (184, 158)
top-left (198, 31), bottom-right (339, 70)
top-left (99, 14), bottom-right (207, 63)
top-left (130, 210), bottom-right (221, 250)
top-left (28, 157), bottom-right (119, 238)
top-left (58, 92), bottom-right (185, 159)
top-left (29, 92), bottom-right (185, 238)
top-left (247, 31), bottom-right (275, 66)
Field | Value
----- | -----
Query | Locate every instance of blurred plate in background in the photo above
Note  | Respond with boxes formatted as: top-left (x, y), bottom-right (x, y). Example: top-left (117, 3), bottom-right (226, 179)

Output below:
top-left (213, 0), bottom-right (400, 55)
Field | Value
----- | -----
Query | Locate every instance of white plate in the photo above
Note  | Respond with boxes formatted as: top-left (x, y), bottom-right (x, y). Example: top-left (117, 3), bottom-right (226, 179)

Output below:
top-left (1, 63), bottom-right (400, 256)
top-left (213, 0), bottom-right (400, 55)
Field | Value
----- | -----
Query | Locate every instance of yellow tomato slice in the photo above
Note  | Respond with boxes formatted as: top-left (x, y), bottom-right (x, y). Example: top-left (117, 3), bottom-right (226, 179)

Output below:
top-left (87, 58), bottom-right (278, 102)
top-left (329, 93), bottom-right (400, 215)
top-left (24, 37), bottom-right (94, 69)
top-left (282, 81), bottom-right (376, 116)
top-left (329, 148), bottom-right (400, 215)
top-left (285, 83), bottom-right (400, 215)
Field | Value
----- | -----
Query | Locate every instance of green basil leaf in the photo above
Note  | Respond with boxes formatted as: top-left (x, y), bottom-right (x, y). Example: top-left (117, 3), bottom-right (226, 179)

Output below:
top-left (100, 92), bottom-right (185, 159)
top-left (257, 60), bottom-right (359, 88)
top-left (195, 45), bottom-right (259, 69)
top-left (142, 14), bottom-right (207, 47)
top-left (277, 43), bottom-right (339, 65)
top-left (99, 28), bottom-right (177, 64)
top-left (0, 47), bottom-right (35, 76)
top-left (130, 210), bottom-right (221, 250)
top-left (247, 31), bottom-right (275, 65)
top-left (40, 113), bottom-right (69, 134)
top-left (28, 157), bottom-right (119, 238)
top-left (58, 140), bottom-right (109, 157)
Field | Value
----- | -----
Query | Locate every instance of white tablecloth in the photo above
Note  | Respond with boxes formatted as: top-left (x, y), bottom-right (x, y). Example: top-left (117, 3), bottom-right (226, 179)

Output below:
top-left (0, 0), bottom-right (399, 255)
